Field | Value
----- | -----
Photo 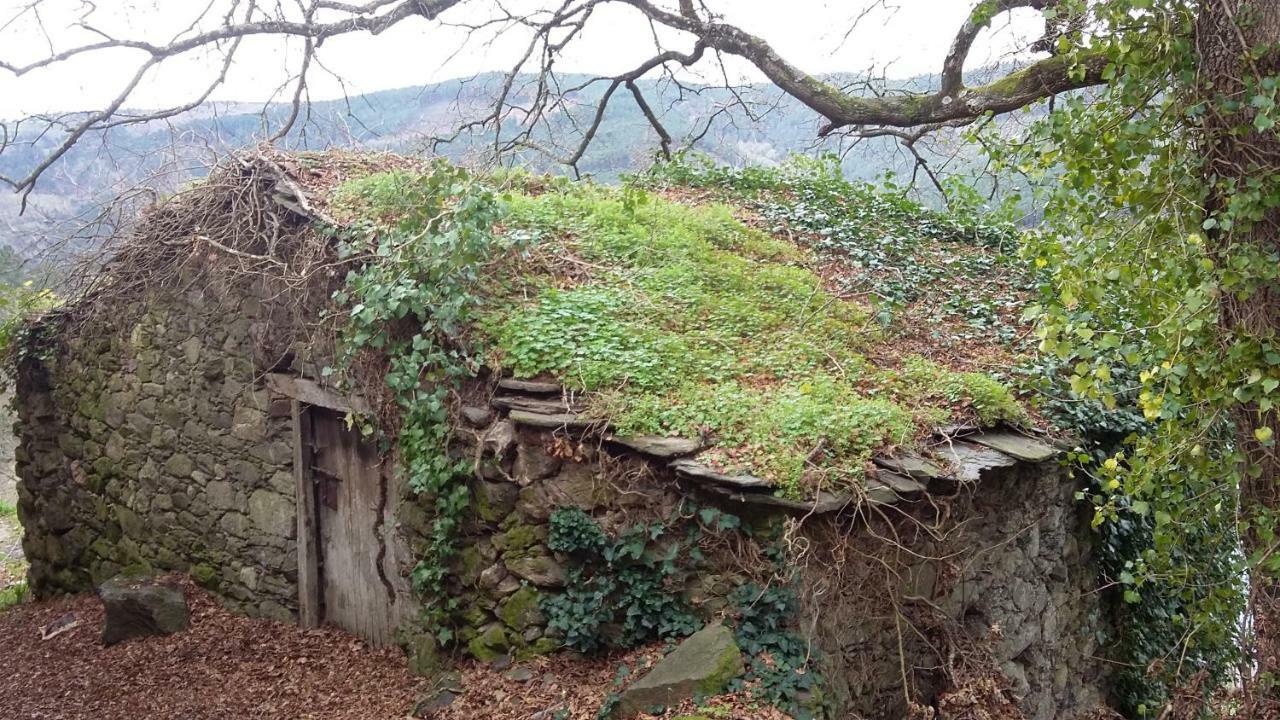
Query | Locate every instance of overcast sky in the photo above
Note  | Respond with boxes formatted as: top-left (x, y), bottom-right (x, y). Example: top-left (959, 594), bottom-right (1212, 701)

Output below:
top-left (0, 1), bottom-right (1044, 118)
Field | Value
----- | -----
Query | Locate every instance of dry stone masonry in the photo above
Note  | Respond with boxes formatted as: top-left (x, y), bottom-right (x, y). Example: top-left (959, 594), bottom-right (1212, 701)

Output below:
top-left (11, 202), bottom-right (1109, 718)
top-left (15, 309), bottom-right (1111, 718)
top-left (401, 379), bottom-right (1109, 719)
top-left (15, 273), bottom-right (301, 622)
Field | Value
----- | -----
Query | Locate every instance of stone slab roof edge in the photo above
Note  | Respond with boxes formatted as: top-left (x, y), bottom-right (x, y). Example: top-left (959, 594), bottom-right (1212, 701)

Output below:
top-left (480, 377), bottom-right (1066, 516)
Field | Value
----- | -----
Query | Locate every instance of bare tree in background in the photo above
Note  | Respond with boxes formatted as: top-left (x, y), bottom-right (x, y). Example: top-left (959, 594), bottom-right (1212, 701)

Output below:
top-left (0, 0), bottom-right (1107, 204)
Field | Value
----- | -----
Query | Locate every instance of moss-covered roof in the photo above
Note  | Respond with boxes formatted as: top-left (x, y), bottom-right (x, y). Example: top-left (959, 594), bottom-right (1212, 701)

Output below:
top-left (330, 156), bottom-right (1040, 498)
top-left (49, 149), bottom-right (1044, 500)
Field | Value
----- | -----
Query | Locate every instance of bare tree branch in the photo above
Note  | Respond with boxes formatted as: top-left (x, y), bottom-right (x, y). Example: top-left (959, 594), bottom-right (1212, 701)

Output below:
top-left (617, 0), bottom-right (1106, 135)
top-left (0, 0), bottom-right (1117, 201)
top-left (627, 79), bottom-right (671, 159)
top-left (941, 0), bottom-right (1053, 96)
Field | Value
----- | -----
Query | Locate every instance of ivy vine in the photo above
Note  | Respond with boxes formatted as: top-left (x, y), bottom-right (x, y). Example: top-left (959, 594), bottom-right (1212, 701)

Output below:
top-left (327, 162), bottom-right (513, 632)
top-left (542, 505), bottom-right (827, 718)
top-left (541, 506), bottom-right (701, 653)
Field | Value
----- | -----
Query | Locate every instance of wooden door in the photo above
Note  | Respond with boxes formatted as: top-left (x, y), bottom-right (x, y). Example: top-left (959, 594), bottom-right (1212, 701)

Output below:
top-left (306, 408), bottom-right (404, 646)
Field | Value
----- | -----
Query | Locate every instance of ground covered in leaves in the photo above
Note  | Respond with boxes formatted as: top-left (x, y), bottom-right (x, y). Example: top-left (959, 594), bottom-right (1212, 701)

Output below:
top-left (0, 577), bottom-right (423, 719)
top-left (430, 646), bottom-right (793, 720)
top-left (0, 577), bottom-right (792, 719)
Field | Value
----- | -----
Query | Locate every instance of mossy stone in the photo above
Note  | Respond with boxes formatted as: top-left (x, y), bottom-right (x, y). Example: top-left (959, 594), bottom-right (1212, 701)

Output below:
top-left (118, 561), bottom-right (155, 579)
top-left (472, 479), bottom-right (518, 523)
top-left (497, 586), bottom-right (543, 631)
top-left (91, 456), bottom-right (116, 480)
top-left (190, 563), bottom-right (218, 588)
top-left (454, 545), bottom-right (486, 587)
top-left (52, 567), bottom-right (91, 592)
top-left (612, 623), bottom-right (744, 718)
top-left (399, 629), bottom-right (443, 677)
top-left (517, 636), bottom-right (558, 660)
top-left (461, 601), bottom-right (490, 629)
top-left (397, 502), bottom-right (433, 537)
top-left (113, 505), bottom-right (145, 538)
top-left (505, 554), bottom-right (565, 588)
top-left (467, 623), bottom-right (511, 662)
top-left (89, 537), bottom-right (117, 561)
top-left (493, 523), bottom-right (543, 559)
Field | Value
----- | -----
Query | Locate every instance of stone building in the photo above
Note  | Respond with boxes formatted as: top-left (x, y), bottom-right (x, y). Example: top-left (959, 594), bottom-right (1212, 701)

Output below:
top-left (11, 154), bottom-right (1109, 718)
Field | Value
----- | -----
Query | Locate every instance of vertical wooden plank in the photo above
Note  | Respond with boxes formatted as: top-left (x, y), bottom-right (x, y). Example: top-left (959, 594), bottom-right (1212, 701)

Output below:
top-left (310, 408), bottom-right (403, 647)
top-left (292, 400), bottom-right (321, 628)
top-left (303, 407), bottom-right (408, 647)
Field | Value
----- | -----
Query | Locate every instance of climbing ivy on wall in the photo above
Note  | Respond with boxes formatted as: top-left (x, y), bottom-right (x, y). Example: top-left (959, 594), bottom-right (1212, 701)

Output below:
top-left (982, 0), bottom-right (1257, 708)
top-left (543, 505), bottom-right (827, 719)
top-left (541, 506), bottom-right (701, 653)
top-left (328, 163), bottom-right (514, 630)
top-left (1022, 354), bottom-right (1241, 715)
top-left (728, 578), bottom-right (825, 720)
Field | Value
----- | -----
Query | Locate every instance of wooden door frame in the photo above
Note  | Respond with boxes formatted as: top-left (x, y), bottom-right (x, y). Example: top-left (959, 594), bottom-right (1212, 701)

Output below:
top-left (267, 373), bottom-right (370, 629)
top-left (291, 400), bottom-right (322, 628)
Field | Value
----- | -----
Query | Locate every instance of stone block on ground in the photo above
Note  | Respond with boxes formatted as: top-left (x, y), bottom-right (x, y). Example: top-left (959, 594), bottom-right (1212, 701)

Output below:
top-left (612, 623), bottom-right (744, 718)
top-left (97, 574), bottom-right (190, 646)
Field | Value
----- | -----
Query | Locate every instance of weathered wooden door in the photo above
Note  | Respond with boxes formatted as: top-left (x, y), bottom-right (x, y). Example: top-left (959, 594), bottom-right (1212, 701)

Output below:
top-left (305, 407), bottom-right (404, 646)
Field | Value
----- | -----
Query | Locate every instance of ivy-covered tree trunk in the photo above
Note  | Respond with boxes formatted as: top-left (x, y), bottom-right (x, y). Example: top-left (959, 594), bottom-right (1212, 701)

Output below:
top-left (1197, 0), bottom-right (1280, 693)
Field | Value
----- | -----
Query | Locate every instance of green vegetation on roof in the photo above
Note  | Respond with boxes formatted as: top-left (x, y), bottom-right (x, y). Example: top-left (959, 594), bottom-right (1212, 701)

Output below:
top-left (334, 158), bottom-right (1030, 498)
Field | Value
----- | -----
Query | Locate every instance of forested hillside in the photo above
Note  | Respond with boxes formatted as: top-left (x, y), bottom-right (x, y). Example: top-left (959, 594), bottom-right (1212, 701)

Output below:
top-left (0, 69), bottom-right (1024, 266)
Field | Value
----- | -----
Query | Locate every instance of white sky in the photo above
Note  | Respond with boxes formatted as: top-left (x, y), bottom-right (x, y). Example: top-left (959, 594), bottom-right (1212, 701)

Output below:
top-left (0, 1), bottom-right (1045, 118)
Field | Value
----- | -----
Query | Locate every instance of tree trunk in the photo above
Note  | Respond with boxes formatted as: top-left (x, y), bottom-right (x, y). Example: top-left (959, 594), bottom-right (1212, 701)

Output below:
top-left (1196, 0), bottom-right (1280, 697)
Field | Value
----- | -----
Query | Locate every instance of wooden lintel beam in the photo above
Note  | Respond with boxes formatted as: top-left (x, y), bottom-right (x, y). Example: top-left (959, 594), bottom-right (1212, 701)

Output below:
top-left (266, 373), bottom-right (371, 415)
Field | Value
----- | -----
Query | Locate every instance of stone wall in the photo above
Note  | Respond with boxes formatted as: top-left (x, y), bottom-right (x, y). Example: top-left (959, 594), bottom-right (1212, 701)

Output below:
top-left (417, 407), bottom-right (688, 663)
top-left (15, 275), bottom-right (300, 620)
top-left (423, 381), bottom-right (1109, 720)
top-left (15, 281), bottom-right (1107, 718)
top-left (793, 460), bottom-right (1106, 719)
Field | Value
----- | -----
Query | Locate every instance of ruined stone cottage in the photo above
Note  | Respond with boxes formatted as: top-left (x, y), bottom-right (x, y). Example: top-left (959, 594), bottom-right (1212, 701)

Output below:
top-left (12, 152), bottom-right (1110, 719)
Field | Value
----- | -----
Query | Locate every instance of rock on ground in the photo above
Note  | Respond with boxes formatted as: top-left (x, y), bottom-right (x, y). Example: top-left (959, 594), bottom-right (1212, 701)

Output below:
top-left (96, 575), bottom-right (190, 646)
top-left (613, 623), bottom-right (744, 718)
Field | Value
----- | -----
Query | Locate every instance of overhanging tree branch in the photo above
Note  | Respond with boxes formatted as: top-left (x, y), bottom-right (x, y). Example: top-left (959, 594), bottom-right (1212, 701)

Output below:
top-left (1, 0), bottom-right (1116, 199)
top-left (618, 0), bottom-right (1107, 134)
top-left (941, 0), bottom-right (1054, 96)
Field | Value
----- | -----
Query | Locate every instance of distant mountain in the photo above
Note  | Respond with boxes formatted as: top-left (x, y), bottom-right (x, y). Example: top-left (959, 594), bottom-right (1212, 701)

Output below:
top-left (0, 70), bottom-right (1019, 265)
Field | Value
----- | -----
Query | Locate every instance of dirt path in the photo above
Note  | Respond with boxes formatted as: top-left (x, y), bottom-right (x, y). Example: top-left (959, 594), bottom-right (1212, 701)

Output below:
top-left (0, 578), bottom-right (425, 719)
top-left (0, 392), bottom-right (25, 591)
top-left (0, 451), bottom-right (23, 594)
top-left (0, 511), bottom-right (21, 592)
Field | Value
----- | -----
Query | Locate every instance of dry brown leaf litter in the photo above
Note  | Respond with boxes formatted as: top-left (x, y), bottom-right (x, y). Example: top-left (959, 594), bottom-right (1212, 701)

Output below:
top-left (0, 578), bottom-right (794, 720)
top-left (427, 646), bottom-right (792, 720)
top-left (0, 578), bottom-right (423, 720)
